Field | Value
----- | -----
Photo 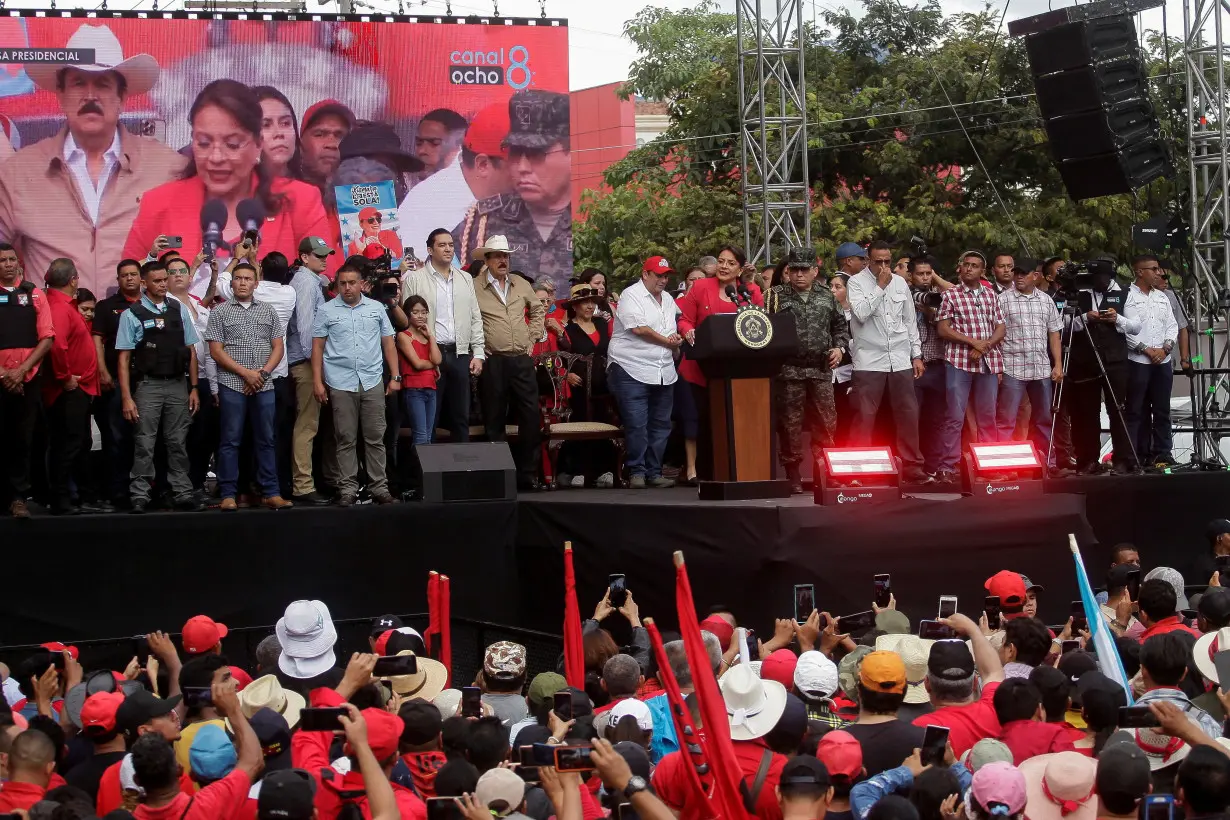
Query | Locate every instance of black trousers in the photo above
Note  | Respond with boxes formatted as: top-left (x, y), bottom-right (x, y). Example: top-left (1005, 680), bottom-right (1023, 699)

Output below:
top-left (1068, 358), bottom-right (1133, 469)
top-left (188, 389), bottom-right (219, 491)
top-left (850, 369), bottom-right (923, 468)
top-left (48, 388), bottom-right (93, 506)
top-left (435, 344), bottom-right (473, 441)
top-left (100, 388), bottom-right (135, 503)
top-left (0, 381), bottom-right (41, 505)
top-left (273, 375), bottom-right (295, 497)
top-left (479, 353), bottom-right (540, 484)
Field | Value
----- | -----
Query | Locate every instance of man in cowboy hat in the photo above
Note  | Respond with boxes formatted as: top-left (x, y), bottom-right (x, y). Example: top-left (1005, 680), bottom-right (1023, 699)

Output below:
top-left (0, 24), bottom-right (184, 296)
top-left (473, 235), bottom-right (545, 491)
top-left (452, 90), bottom-right (574, 294)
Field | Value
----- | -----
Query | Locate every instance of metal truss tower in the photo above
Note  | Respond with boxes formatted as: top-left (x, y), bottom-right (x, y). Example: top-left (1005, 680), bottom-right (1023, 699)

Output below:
top-left (735, 0), bottom-right (810, 267)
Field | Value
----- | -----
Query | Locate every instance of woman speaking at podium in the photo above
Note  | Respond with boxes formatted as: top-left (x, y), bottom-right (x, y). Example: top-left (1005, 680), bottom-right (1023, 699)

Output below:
top-left (676, 245), bottom-right (764, 481)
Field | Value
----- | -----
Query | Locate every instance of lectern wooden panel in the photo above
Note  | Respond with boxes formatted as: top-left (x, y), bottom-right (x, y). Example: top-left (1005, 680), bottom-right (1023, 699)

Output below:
top-left (709, 378), bottom-right (773, 481)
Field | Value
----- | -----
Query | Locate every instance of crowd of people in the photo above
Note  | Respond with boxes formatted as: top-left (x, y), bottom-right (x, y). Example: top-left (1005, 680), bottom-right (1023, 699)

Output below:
top-left (8, 528), bottom-right (1230, 820)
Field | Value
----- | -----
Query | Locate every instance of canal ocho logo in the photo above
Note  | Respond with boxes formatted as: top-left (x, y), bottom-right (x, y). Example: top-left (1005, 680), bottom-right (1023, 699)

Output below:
top-left (449, 46), bottom-right (532, 89)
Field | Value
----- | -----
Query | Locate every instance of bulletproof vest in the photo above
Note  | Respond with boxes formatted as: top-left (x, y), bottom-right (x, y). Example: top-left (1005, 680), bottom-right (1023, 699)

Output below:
top-left (1069, 289), bottom-right (1128, 372)
top-left (0, 281), bottom-right (39, 350)
top-left (129, 297), bottom-right (189, 379)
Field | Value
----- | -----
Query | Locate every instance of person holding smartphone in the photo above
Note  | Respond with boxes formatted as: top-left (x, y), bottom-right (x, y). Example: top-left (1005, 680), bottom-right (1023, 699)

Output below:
top-left (1101, 563), bottom-right (1146, 641)
top-left (912, 613), bottom-right (1006, 757)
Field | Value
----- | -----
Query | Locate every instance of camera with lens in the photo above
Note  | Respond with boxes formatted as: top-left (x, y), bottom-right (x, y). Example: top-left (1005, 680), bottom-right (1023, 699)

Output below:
top-left (1054, 258), bottom-right (1116, 296)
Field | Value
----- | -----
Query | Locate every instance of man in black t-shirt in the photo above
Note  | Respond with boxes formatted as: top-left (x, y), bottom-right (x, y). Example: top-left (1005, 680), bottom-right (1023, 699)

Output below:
top-left (842, 650), bottom-right (925, 777)
top-left (91, 259), bottom-right (143, 509)
top-left (65, 690), bottom-right (127, 802)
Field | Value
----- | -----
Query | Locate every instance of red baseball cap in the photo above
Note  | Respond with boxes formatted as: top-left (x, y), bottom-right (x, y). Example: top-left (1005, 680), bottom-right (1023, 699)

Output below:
top-left (699, 615), bottom-right (734, 651)
top-left (464, 102), bottom-right (510, 159)
top-left (354, 707), bottom-right (404, 761)
top-left (41, 642), bottom-right (79, 660)
top-left (358, 206), bottom-right (381, 223)
top-left (182, 615), bottom-right (228, 655)
top-left (642, 256), bottom-right (674, 275)
top-left (229, 666), bottom-right (253, 691)
top-left (302, 99), bottom-right (356, 133)
top-left (759, 649), bottom-right (798, 690)
top-left (984, 571), bottom-right (1028, 610)
top-left (80, 691), bottom-right (124, 737)
top-left (816, 729), bottom-right (864, 778)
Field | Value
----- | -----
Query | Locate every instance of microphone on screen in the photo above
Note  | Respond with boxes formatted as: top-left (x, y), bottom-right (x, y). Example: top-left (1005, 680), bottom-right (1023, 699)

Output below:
top-left (236, 198), bottom-right (267, 248)
top-left (737, 284), bottom-right (753, 305)
top-left (724, 283), bottom-right (739, 303)
top-left (200, 199), bottom-right (228, 261)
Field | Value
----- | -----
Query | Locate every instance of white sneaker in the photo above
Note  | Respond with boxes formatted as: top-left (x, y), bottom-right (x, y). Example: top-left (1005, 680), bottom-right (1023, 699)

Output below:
top-left (595, 472), bottom-right (614, 488)
top-left (570, 474), bottom-right (585, 488)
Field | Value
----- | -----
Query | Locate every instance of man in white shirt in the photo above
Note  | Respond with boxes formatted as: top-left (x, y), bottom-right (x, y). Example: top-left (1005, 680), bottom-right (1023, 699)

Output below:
top-left (845, 240), bottom-right (928, 482)
top-left (1124, 254), bottom-right (1180, 468)
top-left (608, 256), bottom-right (682, 489)
top-left (401, 228), bottom-right (486, 441)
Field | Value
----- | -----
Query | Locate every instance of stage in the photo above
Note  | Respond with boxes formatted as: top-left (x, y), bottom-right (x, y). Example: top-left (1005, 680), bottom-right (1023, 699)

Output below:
top-left (1, 471), bottom-right (1226, 654)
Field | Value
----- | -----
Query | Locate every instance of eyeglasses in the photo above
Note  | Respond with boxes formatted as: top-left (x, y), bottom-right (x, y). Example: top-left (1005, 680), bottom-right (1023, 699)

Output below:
top-left (192, 135), bottom-right (254, 159)
top-left (508, 146), bottom-right (568, 164)
top-left (869, 259), bottom-right (892, 267)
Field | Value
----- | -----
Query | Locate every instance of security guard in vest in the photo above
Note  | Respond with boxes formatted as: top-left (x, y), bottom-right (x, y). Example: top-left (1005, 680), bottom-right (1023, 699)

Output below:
top-left (115, 260), bottom-right (205, 514)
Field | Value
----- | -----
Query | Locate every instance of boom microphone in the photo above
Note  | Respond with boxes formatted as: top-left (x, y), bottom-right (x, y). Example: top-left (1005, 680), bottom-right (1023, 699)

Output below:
top-left (200, 199), bottom-right (227, 261)
top-left (236, 198), bottom-right (267, 246)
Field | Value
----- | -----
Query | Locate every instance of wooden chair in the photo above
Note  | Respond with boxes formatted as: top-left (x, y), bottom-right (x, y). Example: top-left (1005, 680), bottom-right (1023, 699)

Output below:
top-left (533, 351), bottom-right (625, 488)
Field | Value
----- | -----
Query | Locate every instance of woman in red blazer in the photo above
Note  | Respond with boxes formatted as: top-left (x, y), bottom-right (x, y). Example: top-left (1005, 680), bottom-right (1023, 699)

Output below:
top-left (675, 245), bottom-right (763, 481)
top-left (123, 79), bottom-right (339, 279)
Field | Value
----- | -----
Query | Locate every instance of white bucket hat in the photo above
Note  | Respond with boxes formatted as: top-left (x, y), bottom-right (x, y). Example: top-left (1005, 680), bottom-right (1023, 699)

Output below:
top-left (276, 600), bottom-right (337, 679)
top-left (720, 663), bottom-right (787, 741)
top-left (27, 24), bottom-right (160, 96)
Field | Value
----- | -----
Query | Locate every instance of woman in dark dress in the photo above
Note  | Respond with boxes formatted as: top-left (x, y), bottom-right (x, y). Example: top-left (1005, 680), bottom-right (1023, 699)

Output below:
top-left (557, 284), bottom-right (617, 488)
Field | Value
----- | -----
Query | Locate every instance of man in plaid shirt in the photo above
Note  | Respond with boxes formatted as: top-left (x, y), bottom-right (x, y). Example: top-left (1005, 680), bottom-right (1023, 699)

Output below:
top-left (935, 251), bottom-right (1005, 482)
top-left (996, 264), bottom-right (1062, 460)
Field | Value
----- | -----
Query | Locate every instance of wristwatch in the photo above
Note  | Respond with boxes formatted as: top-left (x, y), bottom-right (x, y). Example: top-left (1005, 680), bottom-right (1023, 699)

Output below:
top-left (391, 375), bottom-right (402, 383)
top-left (623, 776), bottom-right (649, 799)
top-left (258, 369), bottom-right (271, 381)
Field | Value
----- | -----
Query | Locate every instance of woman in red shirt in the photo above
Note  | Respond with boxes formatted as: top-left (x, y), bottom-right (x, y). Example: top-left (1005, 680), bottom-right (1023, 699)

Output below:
top-left (122, 80), bottom-right (338, 280)
top-left (397, 295), bottom-right (443, 447)
top-left (675, 245), bottom-right (764, 480)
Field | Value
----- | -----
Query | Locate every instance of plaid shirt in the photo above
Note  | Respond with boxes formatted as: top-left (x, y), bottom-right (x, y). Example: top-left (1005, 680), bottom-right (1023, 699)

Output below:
top-left (998, 286), bottom-right (1062, 381)
top-left (805, 701), bottom-right (851, 729)
top-left (936, 284), bottom-right (1005, 373)
top-left (204, 300), bottom-right (285, 394)
top-left (917, 307), bottom-right (944, 362)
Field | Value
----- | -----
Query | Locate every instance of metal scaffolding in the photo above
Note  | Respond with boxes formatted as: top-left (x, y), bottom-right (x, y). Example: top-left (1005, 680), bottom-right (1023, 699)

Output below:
top-left (735, 0), bottom-right (810, 267)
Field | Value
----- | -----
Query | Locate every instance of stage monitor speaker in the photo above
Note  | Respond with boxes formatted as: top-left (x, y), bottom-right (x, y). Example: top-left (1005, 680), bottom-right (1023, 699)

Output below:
top-left (1056, 137), bottom-right (1172, 200)
top-left (1044, 97), bottom-right (1159, 160)
top-left (416, 442), bottom-right (516, 503)
top-left (1026, 15), bottom-right (1140, 75)
top-left (1034, 59), bottom-right (1148, 119)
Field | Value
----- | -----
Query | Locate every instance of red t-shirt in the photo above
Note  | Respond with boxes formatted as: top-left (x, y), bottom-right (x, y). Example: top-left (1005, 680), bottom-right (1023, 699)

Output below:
top-left (132, 769), bottom-right (250, 820)
top-left (398, 332), bottom-right (438, 389)
top-left (913, 680), bottom-right (1002, 756)
top-left (401, 751), bottom-right (447, 799)
top-left (999, 719), bottom-right (1077, 764)
top-left (1139, 616), bottom-right (1201, 642)
top-left (0, 780), bottom-right (46, 811)
top-left (653, 738), bottom-right (785, 820)
top-left (97, 758), bottom-right (195, 816)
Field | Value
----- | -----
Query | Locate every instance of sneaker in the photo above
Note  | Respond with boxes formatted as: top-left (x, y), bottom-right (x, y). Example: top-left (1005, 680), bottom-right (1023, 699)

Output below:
top-left (130, 498), bottom-right (149, 515)
top-left (570, 474), bottom-right (585, 488)
top-left (595, 472), bottom-right (615, 489)
top-left (630, 475), bottom-right (647, 489)
top-left (649, 477), bottom-right (676, 489)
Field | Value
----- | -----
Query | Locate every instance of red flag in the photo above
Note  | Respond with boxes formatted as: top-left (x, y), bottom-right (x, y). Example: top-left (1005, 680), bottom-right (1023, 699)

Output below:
top-left (645, 618), bottom-right (714, 818)
top-left (675, 551), bottom-right (748, 820)
top-left (425, 571), bottom-right (440, 656)
top-left (439, 574), bottom-right (452, 682)
top-left (563, 542), bottom-right (585, 689)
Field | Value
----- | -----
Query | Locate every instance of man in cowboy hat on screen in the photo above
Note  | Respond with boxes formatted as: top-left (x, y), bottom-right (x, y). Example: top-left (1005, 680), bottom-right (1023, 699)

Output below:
top-left (0, 24), bottom-right (184, 296)
top-left (473, 234), bottom-right (545, 491)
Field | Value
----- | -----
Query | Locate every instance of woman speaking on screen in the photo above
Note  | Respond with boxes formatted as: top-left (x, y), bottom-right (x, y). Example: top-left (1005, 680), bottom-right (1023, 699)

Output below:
top-left (122, 79), bottom-right (336, 276)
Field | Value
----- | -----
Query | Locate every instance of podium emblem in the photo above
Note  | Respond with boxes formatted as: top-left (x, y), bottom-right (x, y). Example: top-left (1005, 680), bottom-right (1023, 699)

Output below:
top-left (733, 305), bottom-right (773, 350)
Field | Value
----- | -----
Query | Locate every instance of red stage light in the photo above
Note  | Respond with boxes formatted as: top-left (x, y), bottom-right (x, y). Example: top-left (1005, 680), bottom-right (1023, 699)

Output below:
top-left (822, 447), bottom-right (897, 477)
top-left (815, 447), bottom-right (901, 506)
top-left (968, 442), bottom-right (1042, 472)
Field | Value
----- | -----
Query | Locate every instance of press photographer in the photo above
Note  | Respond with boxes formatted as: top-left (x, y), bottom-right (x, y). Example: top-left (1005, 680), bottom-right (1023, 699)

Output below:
top-left (1055, 256), bottom-right (1141, 474)
top-left (909, 254), bottom-right (952, 479)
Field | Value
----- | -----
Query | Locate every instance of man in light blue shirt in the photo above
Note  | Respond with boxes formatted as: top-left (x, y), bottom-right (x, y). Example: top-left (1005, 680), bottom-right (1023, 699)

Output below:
top-left (311, 262), bottom-right (400, 506)
top-left (287, 236), bottom-right (332, 505)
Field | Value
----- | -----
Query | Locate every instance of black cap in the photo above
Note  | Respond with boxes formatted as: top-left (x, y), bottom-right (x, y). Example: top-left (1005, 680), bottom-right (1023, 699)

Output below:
top-left (785, 247), bottom-right (818, 269)
top-left (1029, 664), bottom-right (1072, 704)
top-left (371, 614), bottom-right (404, 637)
top-left (780, 755), bottom-right (831, 790)
top-left (927, 640), bottom-right (975, 681)
top-left (250, 708), bottom-right (293, 771)
top-left (1096, 744), bottom-right (1151, 802)
top-left (612, 741), bottom-right (652, 781)
top-left (339, 123), bottom-right (424, 173)
top-left (1107, 563), bottom-right (1141, 590)
top-left (1208, 519), bottom-right (1230, 545)
top-left (504, 90), bottom-right (569, 151)
top-left (398, 699), bottom-right (443, 746)
top-left (116, 689), bottom-right (182, 734)
top-left (1200, 587), bottom-right (1230, 627)
top-left (259, 768), bottom-right (318, 820)
top-left (1058, 650), bottom-right (1099, 686)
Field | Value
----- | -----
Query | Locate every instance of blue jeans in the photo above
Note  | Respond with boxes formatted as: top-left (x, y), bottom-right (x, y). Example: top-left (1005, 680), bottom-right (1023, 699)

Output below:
top-left (217, 385), bottom-right (278, 499)
top-left (608, 363), bottom-right (673, 478)
top-left (402, 388), bottom-right (438, 445)
top-left (939, 364), bottom-right (998, 471)
top-left (1127, 360), bottom-right (1174, 463)
top-left (997, 375), bottom-right (1053, 458)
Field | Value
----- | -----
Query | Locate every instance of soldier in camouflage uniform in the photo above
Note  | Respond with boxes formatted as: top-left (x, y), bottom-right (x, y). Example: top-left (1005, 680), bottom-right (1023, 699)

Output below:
top-left (766, 247), bottom-right (851, 493)
top-left (452, 90), bottom-right (573, 293)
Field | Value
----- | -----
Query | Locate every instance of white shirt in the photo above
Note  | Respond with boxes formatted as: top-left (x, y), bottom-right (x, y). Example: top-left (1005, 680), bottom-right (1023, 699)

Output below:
top-left (63, 130), bottom-right (121, 226)
top-left (845, 269), bottom-right (922, 372)
top-left (607, 280), bottom-right (678, 386)
top-left (1125, 283), bottom-right (1179, 365)
top-left (175, 294), bottom-right (218, 390)
top-left (431, 264), bottom-right (456, 343)
top-left (487, 271), bottom-right (510, 305)
top-left (395, 160), bottom-right (474, 259)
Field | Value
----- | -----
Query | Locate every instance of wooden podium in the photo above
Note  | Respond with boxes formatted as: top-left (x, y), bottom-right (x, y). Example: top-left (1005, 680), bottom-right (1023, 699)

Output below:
top-left (689, 309), bottom-right (799, 500)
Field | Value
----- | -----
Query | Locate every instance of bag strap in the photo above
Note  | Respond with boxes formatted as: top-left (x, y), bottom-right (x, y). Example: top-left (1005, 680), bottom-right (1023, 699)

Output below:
top-left (740, 747), bottom-right (773, 813)
top-left (179, 794), bottom-right (197, 820)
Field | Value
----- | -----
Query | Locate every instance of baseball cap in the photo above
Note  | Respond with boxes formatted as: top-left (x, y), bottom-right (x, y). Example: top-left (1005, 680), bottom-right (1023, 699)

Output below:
top-left (780, 755), bottom-right (831, 790)
top-left (298, 236), bottom-right (335, 259)
top-left (250, 707), bottom-right (293, 771)
top-left (699, 615), bottom-right (735, 650)
top-left (371, 614), bottom-right (404, 636)
top-left (483, 641), bottom-right (526, 681)
top-left (785, 247), bottom-right (818, 269)
top-left (302, 99), bottom-right (356, 133)
top-left (182, 615), bottom-right (228, 655)
top-left (971, 761), bottom-right (1027, 815)
top-left (1058, 651), bottom-right (1099, 687)
top-left (258, 768), bottom-right (317, 820)
top-left (963, 739), bottom-right (1014, 772)
top-left (794, 650), bottom-right (839, 699)
top-left (40, 641), bottom-right (79, 660)
top-left (117, 689), bottom-right (183, 733)
top-left (928, 640), bottom-right (976, 681)
top-left (835, 242), bottom-right (866, 261)
top-left (399, 699), bottom-right (444, 746)
top-left (374, 627), bottom-right (425, 657)
top-left (858, 651), bottom-right (906, 694)
top-left (1144, 566), bottom-right (1190, 610)
top-left (475, 766), bottom-right (526, 817)
top-left (354, 708), bottom-right (403, 762)
top-left (609, 697), bottom-right (653, 732)
top-left (759, 649), bottom-right (799, 690)
top-left (1107, 563), bottom-right (1140, 590)
top-left (985, 570), bottom-right (1028, 609)
top-left (80, 691), bottom-right (125, 737)
top-left (838, 646), bottom-right (872, 701)
top-left (815, 729), bottom-right (863, 779)
top-left (1207, 519), bottom-right (1230, 545)
top-left (1200, 587), bottom-right (1230, 627)
top-left (643, 256), bottom-right (674, 276)
top-left (527, 672), bottom-right (568, 708)
top-left (464, 102), bottom-right (511, 158)
top-left (1019, 574), bottom-right (1045, 594)
top-left (189, 724), bottom-right (237, 782)
top-left (1096, 745), bottom-right (1152, 805)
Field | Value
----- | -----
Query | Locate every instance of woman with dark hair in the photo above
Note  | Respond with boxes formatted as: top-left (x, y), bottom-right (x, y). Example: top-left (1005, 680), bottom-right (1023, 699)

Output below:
top-left (555, 283), bottom-right (616, 489)
top-left (251, 85), bottom-right (302, 179)
top-left (122, 79), bottom-right (337, 280)
top-left (675, 245), bottom-right (763, 479)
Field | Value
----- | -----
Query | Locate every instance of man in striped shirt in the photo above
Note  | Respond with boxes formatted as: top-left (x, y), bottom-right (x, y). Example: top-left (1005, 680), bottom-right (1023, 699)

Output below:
top-left (996, 264), bottom-right (1063, 459)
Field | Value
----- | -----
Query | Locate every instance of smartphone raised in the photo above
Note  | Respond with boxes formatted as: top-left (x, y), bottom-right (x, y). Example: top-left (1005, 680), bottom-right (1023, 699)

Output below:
top-left (1143, 795), bottom-right (1175, 820)
top-left (1215, 651), bottom-right (1230, 695)
top-left (553, 690), bottom-right (573, 722)
top-left (837, 610), bottom-right (876, 634)
top-left (182, 686), bottom-right (212, 709)
top-left (426, 796), bottom-right (460, 820)
top-left (372, 654), bottom-right (418, 677)
top-left (938, 595), bottom-right (958, 620)
top-left (461, 686), bottom-right (482, 718)
top-left (1126, 569), bottom-right (1142, 601)
top-left (743, 628), bottom-right (759, 661)
top-left (1061, 640), bottom-right (1081, 655)
top-left (1071, 601), bottom-right (1088, 633)
top-left (918, 620), bottom-right (956, 640)
top-left (920, 725), bottom-right (950, 767)
top-left (794, 584), bottom-right (816, 623)
top-left (165, 236), bottom-right (184, 249)
top-left (1118, 706), bottom-right (1161, 729)
top-left (984, 596), bottom-right (1002, 631)
top-left (299, 707), bottom-right (348, 732)
top-left (874, 574), bottom-right (892, 609)
top-left (554, 745), bottom-right (596, 772)
top-left (608, 574), bottom-right (628, 608)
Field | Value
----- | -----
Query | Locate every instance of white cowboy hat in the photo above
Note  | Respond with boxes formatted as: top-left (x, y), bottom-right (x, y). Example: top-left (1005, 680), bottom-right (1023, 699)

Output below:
top-left (474, 235), bottom-right (513, 258)
top-left (236, 674), bottom-right (305, 729)
top-left (385, 651), bottom-right (450, 701)
top-left (719, 663), bottom-right (787, 741)
top-left (27, 24), bottom-right (160, 96)
top-left (1194, 627), bottom-right (1230, 683)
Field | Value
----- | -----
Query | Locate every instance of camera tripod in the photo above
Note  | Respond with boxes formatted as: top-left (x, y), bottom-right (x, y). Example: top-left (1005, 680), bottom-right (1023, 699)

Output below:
top-left (1047, 297), bottom-right (1141, 474)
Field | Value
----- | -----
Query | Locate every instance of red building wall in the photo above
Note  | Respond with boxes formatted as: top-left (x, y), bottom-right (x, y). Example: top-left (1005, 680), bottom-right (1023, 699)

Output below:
top-left (569, 82), bottom-right (637, 218)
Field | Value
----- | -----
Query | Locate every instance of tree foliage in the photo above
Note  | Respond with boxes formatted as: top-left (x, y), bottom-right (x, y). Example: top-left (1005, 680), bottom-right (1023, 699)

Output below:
top-left (574, 0), bottom-right (1184, 289)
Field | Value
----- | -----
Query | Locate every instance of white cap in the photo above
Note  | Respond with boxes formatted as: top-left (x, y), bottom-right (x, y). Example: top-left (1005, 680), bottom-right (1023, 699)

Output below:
top-left (794, 650), bottom-right (839, 699)
top-left (609, 697), bottom-right (654, 732)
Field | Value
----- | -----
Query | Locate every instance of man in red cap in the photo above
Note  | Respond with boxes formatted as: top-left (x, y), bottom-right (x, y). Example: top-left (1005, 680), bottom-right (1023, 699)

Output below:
top-left (985, 570), bottom-right (1029, 621)
top-left (299, 100), bottom-right (355, 199)
top-left (815, 730), bottom-right (865, 819)
top-left (66, 691), bottom-right (127, 801)
top-left (182, 615), bottom-right (228, 656)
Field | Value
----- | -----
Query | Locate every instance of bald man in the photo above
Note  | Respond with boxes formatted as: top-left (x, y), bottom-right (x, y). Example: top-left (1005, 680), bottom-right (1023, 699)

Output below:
top-left (0, 729), bottom-right (57, 811)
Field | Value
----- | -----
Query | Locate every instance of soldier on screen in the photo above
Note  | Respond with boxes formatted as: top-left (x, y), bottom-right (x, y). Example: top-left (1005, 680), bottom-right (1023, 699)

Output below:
top-left (452, 90), bottom-right (573, 293)
top-left (766, 247), bottom-right (851, 495)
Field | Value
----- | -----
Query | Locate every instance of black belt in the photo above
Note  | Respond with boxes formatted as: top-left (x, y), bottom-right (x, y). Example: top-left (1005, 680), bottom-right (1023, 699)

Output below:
top-left (438, 343), bottom-right (458, 352)
top-left (141, 374), bottom-right (182, 381)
